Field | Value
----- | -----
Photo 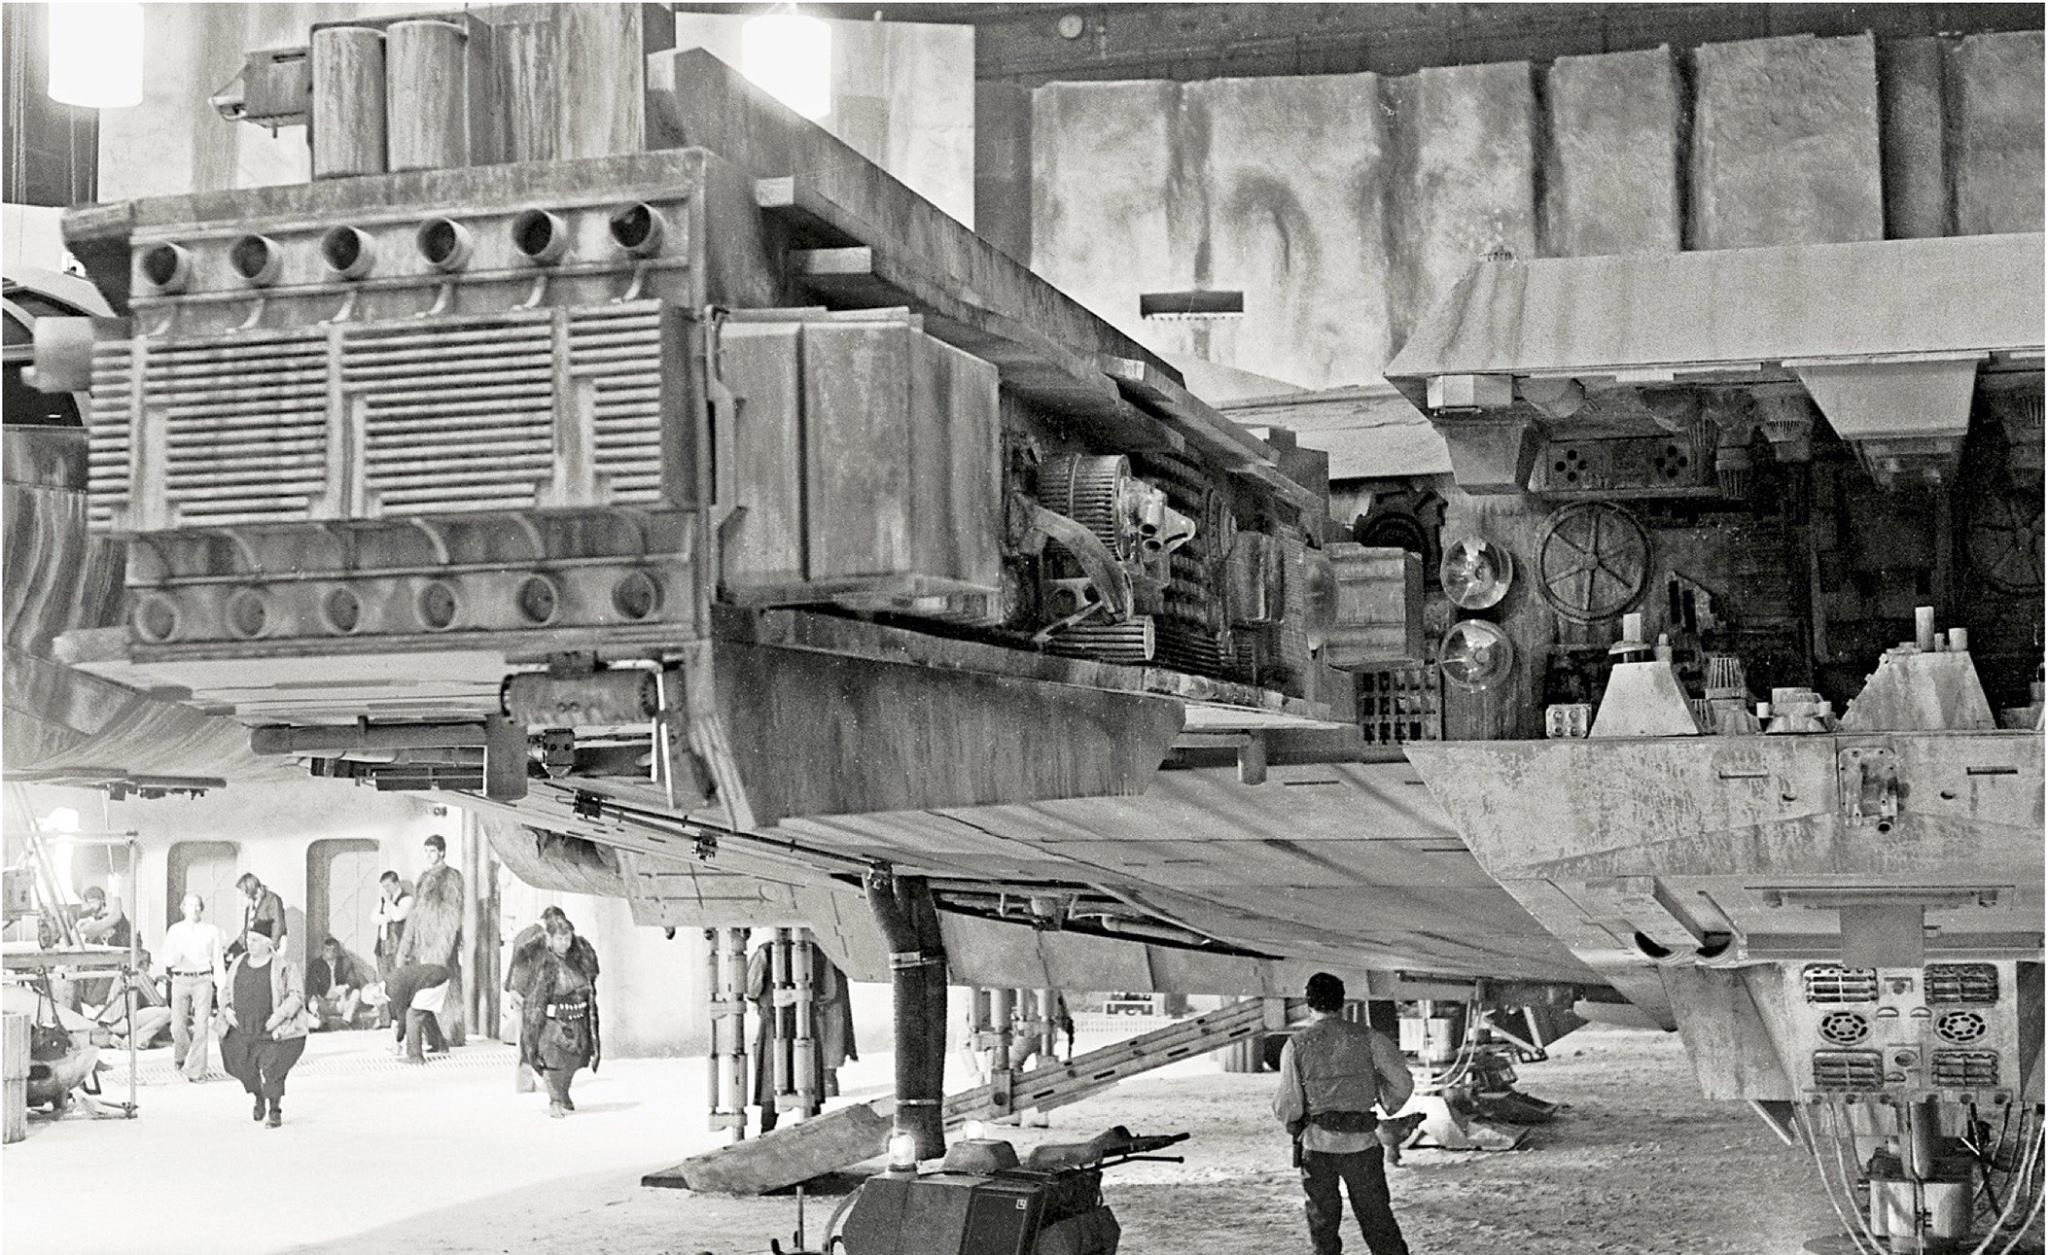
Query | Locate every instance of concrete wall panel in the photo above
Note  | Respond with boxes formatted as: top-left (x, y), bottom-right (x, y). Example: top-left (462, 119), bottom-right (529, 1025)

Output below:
top-left (1384, 61), bottom-right (1540, 352)
top-left (1030, 80), bottom-right (1197, 359)
top-left (1951, 31), bottom-right (2047, 236)
top-left (1878, 37), bottom-right (1951, 239)
top-left (1545, 47), bottom-right (1682, 256)
top-left (1690, 34), bottom-right (1884, 250)
top-left (1182, 73), bottom-right (1394, 386)
top-left (673, 12), bottom-right (976, 226)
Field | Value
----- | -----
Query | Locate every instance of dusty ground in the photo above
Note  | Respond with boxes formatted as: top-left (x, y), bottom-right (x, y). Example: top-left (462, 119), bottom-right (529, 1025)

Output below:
top-left (0, 1025), bottom-right (1891, 1254)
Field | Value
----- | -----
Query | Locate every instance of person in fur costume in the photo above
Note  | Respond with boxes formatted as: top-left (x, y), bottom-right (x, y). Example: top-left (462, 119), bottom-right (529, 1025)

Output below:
top-left (396, 834), bottom-right (466, 1046)
top-left (505, 907), bottom-right (600, 1093)
top-left (517, 915), bottom-right (601, 1119)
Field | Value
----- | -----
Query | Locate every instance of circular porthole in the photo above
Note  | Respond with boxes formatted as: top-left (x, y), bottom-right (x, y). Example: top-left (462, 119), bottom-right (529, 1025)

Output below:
top-left (133, 594), bottom-right (180, 644)
top-left (321, 587), bottom-right (363, 635)
top-left (611, 571), bottom-right (661, 621)
top-left (225, 589), bottom-right (271, 639)
top-left (416, 581), bottom-right (459, 631)
top-left (516, 575), bottom-right (560, 626)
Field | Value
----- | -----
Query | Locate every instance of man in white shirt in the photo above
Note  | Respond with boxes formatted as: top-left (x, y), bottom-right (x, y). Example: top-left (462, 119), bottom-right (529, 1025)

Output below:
top-left (159, 893), bottom-right (227, 1082)
top-left (371, 871), bottom-right (414, 1028)
top-left (1272, 972), bottom-right (1416, 1255)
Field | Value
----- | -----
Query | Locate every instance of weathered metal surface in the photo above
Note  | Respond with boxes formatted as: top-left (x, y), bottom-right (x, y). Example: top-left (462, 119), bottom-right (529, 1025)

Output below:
top-left (1406, 732), bottom-right (2045, 1028)
top-left (1383, 233), bottom-right (2044, 389)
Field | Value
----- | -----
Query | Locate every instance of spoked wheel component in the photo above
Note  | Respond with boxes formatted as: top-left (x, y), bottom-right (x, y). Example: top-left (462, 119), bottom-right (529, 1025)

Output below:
top-left (1536, 501), bottom-right (1651, 623)
top-left (1965, 485), bottom-right (2044, 595)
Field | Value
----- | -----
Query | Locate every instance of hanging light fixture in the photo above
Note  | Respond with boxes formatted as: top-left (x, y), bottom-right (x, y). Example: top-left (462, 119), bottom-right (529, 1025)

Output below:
top-left (741, 12), bottom-right (832, 121)
top-left (47, 2), bottom-right (146, 110)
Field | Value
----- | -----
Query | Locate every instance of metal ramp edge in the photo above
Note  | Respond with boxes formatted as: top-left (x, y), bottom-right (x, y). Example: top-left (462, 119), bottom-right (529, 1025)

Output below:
top-left (644, 997), bottom-right (1279, 1195)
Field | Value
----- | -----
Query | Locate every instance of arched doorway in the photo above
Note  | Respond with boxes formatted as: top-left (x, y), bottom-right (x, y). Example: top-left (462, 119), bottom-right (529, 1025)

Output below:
top-left (305, 839), bottom-right (381, 976)
top-left (166, 841), bottom-right (239, 935)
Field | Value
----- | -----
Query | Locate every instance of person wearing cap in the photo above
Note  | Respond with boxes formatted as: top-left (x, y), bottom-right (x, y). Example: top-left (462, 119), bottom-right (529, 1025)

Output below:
top-left (1272, 972), bottom-right (1416, 1255)
top-left (158, 893), bottom-right (227, 1081)
top-left (219, 919), bottom-right (309, 1128)
top-left (516, 914), bottom-right (600, 1119)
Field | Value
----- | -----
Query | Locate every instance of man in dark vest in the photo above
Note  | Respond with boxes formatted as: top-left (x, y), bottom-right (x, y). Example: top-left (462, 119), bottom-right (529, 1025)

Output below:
top-left (1271, 972), bottom-right (1416, 1255)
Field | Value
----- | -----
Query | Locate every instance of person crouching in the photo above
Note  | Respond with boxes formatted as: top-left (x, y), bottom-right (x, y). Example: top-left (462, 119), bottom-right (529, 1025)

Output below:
top-left (218, 920), bottom-right (309, 1128)
top-left (517, 915), bottom-right (601, 1119)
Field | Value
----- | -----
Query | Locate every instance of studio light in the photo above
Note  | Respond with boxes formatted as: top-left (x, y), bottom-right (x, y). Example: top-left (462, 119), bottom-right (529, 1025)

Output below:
top-left (47, 2), bottom-right (146, 110)
top-left (741, 13), bottom-right (831, 120)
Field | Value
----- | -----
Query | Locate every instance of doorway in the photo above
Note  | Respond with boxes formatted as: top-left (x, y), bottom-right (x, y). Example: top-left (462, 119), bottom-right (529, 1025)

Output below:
top-left (305, 839), bottom-right (381, 975)
top-left (166, 841), bottom-right (239, 936)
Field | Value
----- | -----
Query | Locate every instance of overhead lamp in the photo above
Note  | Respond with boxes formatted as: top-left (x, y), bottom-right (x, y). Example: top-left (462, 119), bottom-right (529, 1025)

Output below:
top-left (47, 3), bottom-right (146, 110)
top-left (741, 13), bottom-right (832, 120)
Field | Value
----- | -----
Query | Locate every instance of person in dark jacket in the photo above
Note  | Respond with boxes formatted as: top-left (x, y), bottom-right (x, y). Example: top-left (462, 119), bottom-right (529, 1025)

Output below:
top-left (219, 921), bottom-right (308, 1128)
top-left (517, 915), bottom-right (600, 1119)
top-left (233, 874), bottom-right (288, 959)
top-left (306, 937), bottom-right (367, 1028)
top-left (385, 961), bottom-right (451, 1062)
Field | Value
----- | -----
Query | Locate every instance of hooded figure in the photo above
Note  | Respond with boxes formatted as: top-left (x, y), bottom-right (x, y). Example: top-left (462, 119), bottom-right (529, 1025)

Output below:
top-left (516, 916), bottom-right (601, 1118)
top-left (396, 834), bottom-right (465, 1045)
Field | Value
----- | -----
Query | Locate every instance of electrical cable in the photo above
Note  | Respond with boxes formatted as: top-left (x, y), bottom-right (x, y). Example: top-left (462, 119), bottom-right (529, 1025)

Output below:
top-left (1796, 1103), bottom-right (1883, 1255)
top-left (1968, 1118), bottom-right (2045, 1255)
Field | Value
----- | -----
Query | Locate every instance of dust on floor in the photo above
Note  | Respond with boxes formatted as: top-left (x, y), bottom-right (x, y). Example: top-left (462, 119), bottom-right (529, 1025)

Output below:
top-left (2, 1025), bottom-right (1855, 1254)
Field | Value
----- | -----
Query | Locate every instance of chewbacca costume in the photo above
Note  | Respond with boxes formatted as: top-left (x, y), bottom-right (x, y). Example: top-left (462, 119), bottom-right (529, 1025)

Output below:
top-left (517, 940), bottom-right (601, 1117)
top-left (506, 926), bottom-right (599, 1093)
top-left (396, 862), bottom-right (465, 1045)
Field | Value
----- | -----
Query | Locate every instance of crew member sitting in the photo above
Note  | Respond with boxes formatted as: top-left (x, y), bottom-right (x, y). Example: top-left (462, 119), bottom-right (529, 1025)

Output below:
top-left (306, 937), bottom-right (369, 1029)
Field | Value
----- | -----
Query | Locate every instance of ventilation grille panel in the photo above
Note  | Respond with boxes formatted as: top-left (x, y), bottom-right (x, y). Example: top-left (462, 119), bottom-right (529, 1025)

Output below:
top-left (572, 304), bottom-right (665, 505)
top-left (1931, 1051), bottom-right (2000, 1089)
top-left (85, 341), bottom-right (135, 528)
top-left (1803, 964), bottom-right (1879, 1004)
top-left (1925, 964), bottom-right (1999, 1006)
top-left (1812, 1051), bottom-right (1884, 1091)
top-left (351, 314), bottom-right (556, 514)
top-left (1817, 1010), bottom-right (1871, 1047)
top-left (1934, 1010), bottom-right (1989, 1045)
top-left (154, 330), bottom-right (329, 525)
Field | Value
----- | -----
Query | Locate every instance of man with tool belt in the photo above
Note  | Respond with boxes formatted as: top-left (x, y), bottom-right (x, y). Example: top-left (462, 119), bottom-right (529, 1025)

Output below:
top-left (1272, 972), bottom-right (1416, 1255)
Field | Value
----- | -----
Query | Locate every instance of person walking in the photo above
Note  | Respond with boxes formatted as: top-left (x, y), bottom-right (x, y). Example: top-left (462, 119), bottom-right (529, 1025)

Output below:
top-left (1272, 972), bottom-right (1416, 1255)
top-left (219, 920), bottom-right (309, 1128)
top-left (516, 915), bottom-right (600, 1119)
top-left (506, 907), bottom-right (599, 1093)
top-left (158, 893), bottom-right (226, 1081)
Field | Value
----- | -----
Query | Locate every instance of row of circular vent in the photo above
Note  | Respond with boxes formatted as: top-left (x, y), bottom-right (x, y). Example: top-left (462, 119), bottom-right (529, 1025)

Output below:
top-left (132, 571), bottom-right (663, 644)
top-left (138, 202), bottom-right (668, 294)
top-left (1816, 1009), bottom-right (1989, 1047)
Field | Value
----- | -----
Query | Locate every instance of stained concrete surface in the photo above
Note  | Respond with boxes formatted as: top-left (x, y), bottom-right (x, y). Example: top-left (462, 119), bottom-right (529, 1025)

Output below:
top-left (4, 1025), bottom-right (1885, 1254)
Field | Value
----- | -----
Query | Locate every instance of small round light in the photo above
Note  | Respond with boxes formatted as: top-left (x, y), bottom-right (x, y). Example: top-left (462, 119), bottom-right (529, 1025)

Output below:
top-left (225, 589), bottom-right (270, 639)
top-left (886, 1131), bottom-right (919, 1171)
top-left (133, 594), bottom-right (179, 643)
top-left (416, 581), bottom-right (459, 631)
top-left (516, 574), bottom-right (560, 625)
top-left (322, 587), bottom-right (363, 634)
top-left (962, 1119), bottom-right (989, 1141)
top-left (612, 570), bottom-right (660, 621)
